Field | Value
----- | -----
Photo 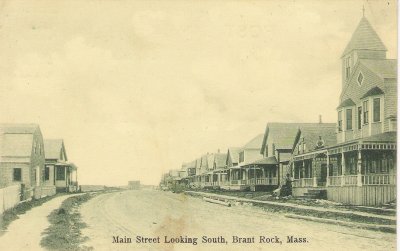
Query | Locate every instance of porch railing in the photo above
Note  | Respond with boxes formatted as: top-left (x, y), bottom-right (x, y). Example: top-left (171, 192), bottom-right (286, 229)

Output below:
top-left (328, 176), bottom-right (342, 186)
top-left (362, 174), bottom-right (396, 185)
top-left (248, 178), bottom-right (278, 185)
top-left (303, 178), bottom-right (314, 187)
top-left (344, 175), bottom-right (358, 186)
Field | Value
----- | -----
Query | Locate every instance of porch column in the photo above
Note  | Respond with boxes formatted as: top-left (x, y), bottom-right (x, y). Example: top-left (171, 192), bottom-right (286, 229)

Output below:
top-left (326, 152), bottom-right (330, 187)
top-left (312, 157), bottom-right (317, 187)
top-left (341, 151), bottom-right (345, 187)
top-left (357, 148), bottom-right (362, 187)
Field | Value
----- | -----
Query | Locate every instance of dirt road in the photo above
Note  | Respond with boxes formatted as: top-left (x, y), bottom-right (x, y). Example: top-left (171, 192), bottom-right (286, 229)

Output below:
top-left (0, 194), bottom-right (78, 251)
top-left (80, 189), bottom-right (396, 251)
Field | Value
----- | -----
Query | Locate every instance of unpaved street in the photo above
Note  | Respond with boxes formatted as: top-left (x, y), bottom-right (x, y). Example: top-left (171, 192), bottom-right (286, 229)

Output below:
top-left (0, 194), bottom-right (78, 251)
top-left (80, 190), bottom-right (396, 251)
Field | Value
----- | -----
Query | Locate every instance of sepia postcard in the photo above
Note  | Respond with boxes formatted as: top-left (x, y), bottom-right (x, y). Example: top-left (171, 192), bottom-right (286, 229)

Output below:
top-left (0, 0), bottom-right (397, 250)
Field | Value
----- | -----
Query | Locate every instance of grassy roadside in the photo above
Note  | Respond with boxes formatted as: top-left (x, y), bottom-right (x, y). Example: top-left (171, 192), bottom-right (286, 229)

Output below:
top-left (40, 193), bottom-right (96, 251)
top-left (0, 194), bottom-right (63, 235)
top-left (186, 191), bottom-right (396, 233)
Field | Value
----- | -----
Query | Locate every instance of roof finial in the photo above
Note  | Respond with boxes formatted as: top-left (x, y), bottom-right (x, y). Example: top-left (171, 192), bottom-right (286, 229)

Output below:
top-left (362, 5), bottom-right (365, 17)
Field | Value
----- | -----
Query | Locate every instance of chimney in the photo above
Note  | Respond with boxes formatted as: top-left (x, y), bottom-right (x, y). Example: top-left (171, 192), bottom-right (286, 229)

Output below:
top-left (319, 115), bottom-right (322, 124)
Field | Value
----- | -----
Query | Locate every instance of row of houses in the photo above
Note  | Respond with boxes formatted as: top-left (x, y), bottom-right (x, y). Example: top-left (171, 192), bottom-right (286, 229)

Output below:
top-left (161, 15), bottom-right (397, 206)
top-left (0, 123), bottom-right (78, 200)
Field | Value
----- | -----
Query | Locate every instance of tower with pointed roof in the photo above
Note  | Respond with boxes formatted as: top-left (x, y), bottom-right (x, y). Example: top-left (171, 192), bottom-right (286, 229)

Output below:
top-left (341, 16), bottom-right (387, 89)
top-left (337, 15), bottom-right (397, 144)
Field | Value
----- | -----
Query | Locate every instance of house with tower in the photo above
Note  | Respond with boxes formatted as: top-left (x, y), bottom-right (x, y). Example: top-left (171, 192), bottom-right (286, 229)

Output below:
top-left (291, 15), bottom-right (397, 205)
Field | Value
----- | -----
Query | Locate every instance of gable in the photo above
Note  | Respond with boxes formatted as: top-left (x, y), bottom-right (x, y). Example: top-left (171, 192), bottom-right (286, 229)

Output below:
top-left (340, 61), bottom-right (385, 105)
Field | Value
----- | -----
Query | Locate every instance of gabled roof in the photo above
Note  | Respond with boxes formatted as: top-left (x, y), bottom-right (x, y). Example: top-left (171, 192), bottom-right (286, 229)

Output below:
top-left (227, 147), bottom-right (241, 164)
top-left (214, 153), bottom-right (227, 169)
top-left (342, 17), bottom-right (386, 57)
top-left (249, 156), bottom-right (278, 165)
top-left (0, 124), bottom-right (40, 160)
top-left (260, 123), bottom-right (301, 154)
top-left (243, 133), bottom-right (264, 149)
top-left (44, 139), bottom-right (67, 160)
top-left (293, 124), bottom-right (337, 154)
top-left (360, 59), bottom-right (397, 79)
top-left (337, 98), bottom-right (356, 108)
top-left (360, 86), bottom-right (384, 99)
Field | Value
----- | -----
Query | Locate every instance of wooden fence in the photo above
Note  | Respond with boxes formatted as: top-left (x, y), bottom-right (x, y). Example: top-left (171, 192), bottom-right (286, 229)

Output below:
top-left (0, 185), bottom-right (21, 215)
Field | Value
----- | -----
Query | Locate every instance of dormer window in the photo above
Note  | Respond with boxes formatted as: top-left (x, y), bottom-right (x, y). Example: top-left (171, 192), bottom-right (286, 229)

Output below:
top-left (357, 72), bottom-right (364, 85)
top-left (373, 98), bottom-right (381, 122)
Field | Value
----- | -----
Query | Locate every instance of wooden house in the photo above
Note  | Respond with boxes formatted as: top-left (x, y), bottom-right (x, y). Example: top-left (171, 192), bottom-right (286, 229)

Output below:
top-left (0, 124), bottom-right (54, 199)
top-left (222, 134), bottom-right (264, 190)
top-left (44, 139), bottom-right (78, 193)
top-left (291, 16), bottom-right (397, 205)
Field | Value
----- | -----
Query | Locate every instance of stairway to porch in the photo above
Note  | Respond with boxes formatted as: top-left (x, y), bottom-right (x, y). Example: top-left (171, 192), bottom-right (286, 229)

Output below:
top-left (299, 188), bottom-right (327, 199)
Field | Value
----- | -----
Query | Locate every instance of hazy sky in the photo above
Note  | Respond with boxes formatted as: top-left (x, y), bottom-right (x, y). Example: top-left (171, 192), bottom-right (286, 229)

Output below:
top-left (0, 0), bottom-right (396, 185)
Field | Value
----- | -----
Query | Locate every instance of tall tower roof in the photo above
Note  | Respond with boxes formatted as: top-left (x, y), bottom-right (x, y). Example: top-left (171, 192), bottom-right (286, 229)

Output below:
top-left (341, 17), bottom-right (387, 58)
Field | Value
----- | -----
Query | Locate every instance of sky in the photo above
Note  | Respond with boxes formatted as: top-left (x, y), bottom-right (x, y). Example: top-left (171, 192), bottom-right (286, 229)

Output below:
top-left (0, 0), bottom-right (396, 186)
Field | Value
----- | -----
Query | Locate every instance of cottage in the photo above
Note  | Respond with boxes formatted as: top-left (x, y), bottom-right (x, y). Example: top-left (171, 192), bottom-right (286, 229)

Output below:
top-left (0, 124), bottom-right (54, 199)
top-left (44, 139), bottom-right (78, 192)
top-left (223, 134), bottom-right (264, 190)
top-left (292, 16), bottom-right (397, 205)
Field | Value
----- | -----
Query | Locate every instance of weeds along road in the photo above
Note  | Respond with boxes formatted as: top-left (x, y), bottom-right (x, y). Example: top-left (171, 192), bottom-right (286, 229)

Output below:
top-left (80, 189), bottom-right (395, 251)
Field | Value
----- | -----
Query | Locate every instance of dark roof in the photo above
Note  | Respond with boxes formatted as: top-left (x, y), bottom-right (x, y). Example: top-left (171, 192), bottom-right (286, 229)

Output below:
top-left (360, 59), bottom-right (397, 79)
top-left (360, 86), bottom-right (385, 99)
top-left (249, 156), bottom-right (278, 165)
top-left (337, 98), bottom-right (356, 108)
top-left (243, 133), bottom-right (264, 149)
top-left (44, 139), bottom-right (65, 160)
top-left (342, 17), bottom-right (386, 57)
top-left (293, 124), bottom-right (337, 154)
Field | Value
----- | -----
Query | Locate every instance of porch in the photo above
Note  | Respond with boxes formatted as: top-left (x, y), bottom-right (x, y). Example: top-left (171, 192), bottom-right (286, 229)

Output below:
top-left (292, 140), bottom-right (396, 205)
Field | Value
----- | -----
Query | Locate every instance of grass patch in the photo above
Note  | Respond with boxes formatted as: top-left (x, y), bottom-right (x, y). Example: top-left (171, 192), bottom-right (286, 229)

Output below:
top-left (0, 194), bottom-right (64, 235)
top-left (40, 193), bottom-right (95, 251)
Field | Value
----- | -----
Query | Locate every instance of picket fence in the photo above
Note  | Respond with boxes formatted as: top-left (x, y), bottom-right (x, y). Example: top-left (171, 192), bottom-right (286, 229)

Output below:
top-left (0, 185), bottom-right (21, 214)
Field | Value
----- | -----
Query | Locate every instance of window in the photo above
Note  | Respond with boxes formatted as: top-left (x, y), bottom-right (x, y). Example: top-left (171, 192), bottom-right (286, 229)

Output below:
top-left (13, 168), bottom-right (22, 181)
top-left (357, 106), bottom-right (362, 129)
top-left (373, 98), bottom-right (381, 122)
top-left (56, 166), bottom-right (65, 180)
top-left (357, 72), bottom-right (364, 85)
top-left (45, 166), bottom-right (50, 181)
top-left (338, 110), bottom-right (343, 132)
top-left (345, 57), bottom-right (351, 79)
top-left (346, 108), bottom-right (353, 130)
top-left (363, 100), bottom-right (369, 124)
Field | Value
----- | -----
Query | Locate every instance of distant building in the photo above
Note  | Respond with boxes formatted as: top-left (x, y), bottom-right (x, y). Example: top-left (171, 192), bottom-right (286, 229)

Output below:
top-left (128, 180), bottom-right (140, 190)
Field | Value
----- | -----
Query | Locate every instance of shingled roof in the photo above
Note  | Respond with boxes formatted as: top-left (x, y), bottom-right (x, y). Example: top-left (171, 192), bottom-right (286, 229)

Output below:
top-left (342, 17), bottom-right (386, 57)
top-left (213, 153), bottom-right (227, 169)
top-left (0, 124), bottom-right (40, 161)
top-left (337, 98), bottom-right (356, 108)
top-left (293, 123), bottom-right (337, 154)
top-left (227, 147), bottom-right (241, 164)
top-left (243, 133), bottom-right (264, 149)
top-left (360, 59), bottom-right (397, 79)
top-left (44, 139), bottom-right (66, 160)
top-left (360, 86), bottom-right (384, 99)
